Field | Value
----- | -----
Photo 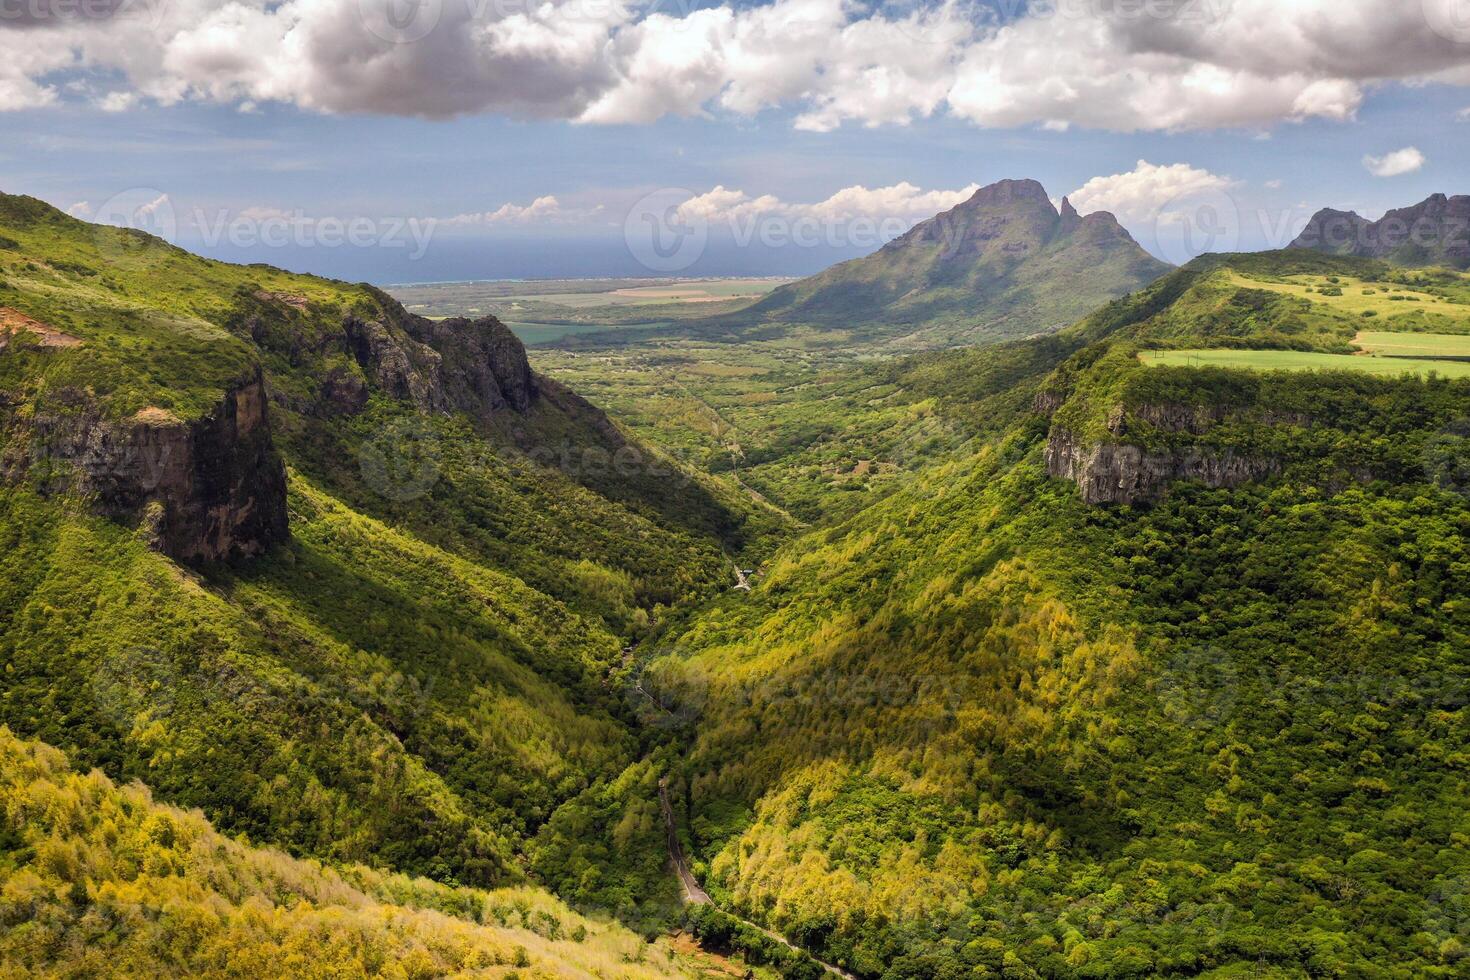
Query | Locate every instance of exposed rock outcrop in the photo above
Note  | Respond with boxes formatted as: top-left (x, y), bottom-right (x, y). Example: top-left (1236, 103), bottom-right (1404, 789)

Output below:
top-left (339, 292), bottom-right (538, 420)
top-left (3, 368), bottom-right (288, 562)
top-left (1291, 194), bottom-right (1470, 269)
top-left (1045, 426), bottom-right (1279, 505)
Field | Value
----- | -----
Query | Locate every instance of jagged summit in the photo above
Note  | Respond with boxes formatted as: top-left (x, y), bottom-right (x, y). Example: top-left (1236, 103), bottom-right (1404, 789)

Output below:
top-left (737, 178), bottom-right (1170, 349)
top-left (1291, 193), bottom-right (1470, 269)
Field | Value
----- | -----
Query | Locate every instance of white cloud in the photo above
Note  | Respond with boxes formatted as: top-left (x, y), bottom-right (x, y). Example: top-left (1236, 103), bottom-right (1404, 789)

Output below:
top-left (2, 0), bottom-right (1470, 132)
top-left (442, 196), bottom-right (603, 226)
top-left (1067, 161), bottom-right (1236, 226)
top-left (66, 201), bottom-right (92, 218)
top-left (1362, 147), bottom-right (1426, 178)
top-left (1265, 179), bottom-right (1283, 189)
top-left (675, 181), bottom-right (979, 224)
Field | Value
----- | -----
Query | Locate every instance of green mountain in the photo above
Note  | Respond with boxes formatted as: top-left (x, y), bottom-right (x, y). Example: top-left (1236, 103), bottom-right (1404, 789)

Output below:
top-left (7, 185), bottom-right (1470, 980)
top-left (722, 178), bottom-right (1171, 351)
top-left (642, 249), bottom-right (1470, 977)
top-left (0, 191), bottom-right (762, 931)
top-left (1291, 193), bottom-right (1470, 270)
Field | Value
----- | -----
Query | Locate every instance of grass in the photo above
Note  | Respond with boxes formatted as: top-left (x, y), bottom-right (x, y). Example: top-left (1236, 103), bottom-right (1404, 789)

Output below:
top-left (1139, 348), bottom-right (1470, 378)
top-left (1352, 330), bottom-right (1470, 359)
top-left (1228, 270), bottom-right (1470, 324)
top-left (503, 320), bottom-right (672, 344)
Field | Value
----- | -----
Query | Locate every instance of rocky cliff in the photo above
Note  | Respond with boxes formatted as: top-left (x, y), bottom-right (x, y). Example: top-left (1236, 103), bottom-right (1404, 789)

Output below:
top-left (3, 367), bottom-right (289, 562)
top-left (1290, 193), bottom-right (1470, 269)
top-left (1044, 426), bottom-right (1278, 505)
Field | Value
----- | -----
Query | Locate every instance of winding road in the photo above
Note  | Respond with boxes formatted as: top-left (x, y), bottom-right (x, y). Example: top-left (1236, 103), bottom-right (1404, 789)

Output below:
top-left (658, 778), bottom-right (856, 979)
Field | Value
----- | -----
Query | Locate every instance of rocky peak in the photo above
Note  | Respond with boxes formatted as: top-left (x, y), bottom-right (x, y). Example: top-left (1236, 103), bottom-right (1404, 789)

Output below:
top-left (1291, 194), bottom-right (1470, 269)
top-left (962, 178), bottom-right (1055, 210)
top-left (337, 289), bottom-right (538, 420)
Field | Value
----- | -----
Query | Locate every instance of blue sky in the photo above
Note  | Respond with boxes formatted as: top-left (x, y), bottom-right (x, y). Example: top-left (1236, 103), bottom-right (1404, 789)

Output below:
top-left (2, 0), bottom-right (1467, 281)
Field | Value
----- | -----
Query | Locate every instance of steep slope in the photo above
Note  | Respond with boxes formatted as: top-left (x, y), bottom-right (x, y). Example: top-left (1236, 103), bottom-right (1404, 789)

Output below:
top-left (0, 192), bottom-right (752, 923)
top-left (1291, 193), bottom-right (1470, 269)
top-left (642, 250), bottom-right (1470, 977)
top-left (725, 179), bottom-right (1170, 351)
top-left (0, 727), bottom-right (711, 977)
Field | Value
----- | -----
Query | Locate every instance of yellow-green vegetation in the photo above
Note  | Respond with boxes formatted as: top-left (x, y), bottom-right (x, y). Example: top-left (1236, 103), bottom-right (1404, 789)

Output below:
top-left (1354, 330), bottom-right (1470, 358)
top-left (0, 192), bottom-right (753, 949)
top-left (1139, 348), bottom-right (1470, 378)
top-left (1227, 270), bottom-right (1470, 322)
top-left (636, 251), bottom-right (1470, 978)
top-left (0, 727), bottom-right (709, 978)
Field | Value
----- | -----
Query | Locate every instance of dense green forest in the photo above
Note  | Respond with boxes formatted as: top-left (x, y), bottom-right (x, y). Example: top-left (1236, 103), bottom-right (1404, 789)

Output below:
top-left (5, 187), bottom-right (1470, 979)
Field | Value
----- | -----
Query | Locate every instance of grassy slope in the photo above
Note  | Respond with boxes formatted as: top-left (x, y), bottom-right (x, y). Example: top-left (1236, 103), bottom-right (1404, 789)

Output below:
top-left (642, 251), bottom-right (1470, 978)
top-left (0, 727), bottom-right (712, 978)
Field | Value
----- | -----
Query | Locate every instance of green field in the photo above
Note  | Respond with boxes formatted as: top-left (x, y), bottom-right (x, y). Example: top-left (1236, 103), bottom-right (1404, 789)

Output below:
top-left (1229, 270), bottom-right (1470, 323)
top-left (1139, 347), bottom-right (1470, 378)
top-left (1352, 330), bottom-right (1470, 358)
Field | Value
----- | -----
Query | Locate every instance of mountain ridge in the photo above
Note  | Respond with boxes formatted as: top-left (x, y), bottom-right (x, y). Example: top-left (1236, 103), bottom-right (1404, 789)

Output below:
top-left (724, 177), bottom-right (1171, 351)
top-left (1291, 192), bottom-right (1470, 269)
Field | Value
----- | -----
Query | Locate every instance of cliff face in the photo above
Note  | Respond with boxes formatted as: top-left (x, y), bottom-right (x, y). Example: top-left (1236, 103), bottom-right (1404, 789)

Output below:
top-left (1045, 427), bottom-right (1278, 505)
top-left (338, 299), bottom-right (537, 420)
top-left (4, 368), bottom-right (289, 562)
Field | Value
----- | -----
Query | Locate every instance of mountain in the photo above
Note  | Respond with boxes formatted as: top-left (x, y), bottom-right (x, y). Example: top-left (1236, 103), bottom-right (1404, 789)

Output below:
top-left (725, 178), bottom-right (1171, 350)
top-left (1291, 192), bottom-right (1470, 269)
top-left (0, 191), bottom-right (764, 935)
top-left (643, 248), bottom-right (1470, 977)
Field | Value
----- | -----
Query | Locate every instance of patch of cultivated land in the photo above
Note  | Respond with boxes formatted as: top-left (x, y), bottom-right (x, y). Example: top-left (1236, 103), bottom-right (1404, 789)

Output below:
top-left (1140, 348), bottom-right (1470, 378)
top-left (1229, 270), bottom-right (1470, 322)
top-left (1352, 330), bottom-right (1470, 358)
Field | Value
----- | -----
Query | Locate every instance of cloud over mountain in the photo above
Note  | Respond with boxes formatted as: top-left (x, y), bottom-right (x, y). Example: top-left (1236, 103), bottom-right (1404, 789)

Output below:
top-left (4, 0), bottom-right (1470, 132)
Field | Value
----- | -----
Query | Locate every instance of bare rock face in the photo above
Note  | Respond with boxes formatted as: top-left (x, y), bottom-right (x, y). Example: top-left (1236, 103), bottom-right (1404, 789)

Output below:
top-left (6, 368), bottom-right (289, 562)
top-left (339, 299), bottom-right (537, 420)
top-left (1045, 427), bottom-right (1279, 505)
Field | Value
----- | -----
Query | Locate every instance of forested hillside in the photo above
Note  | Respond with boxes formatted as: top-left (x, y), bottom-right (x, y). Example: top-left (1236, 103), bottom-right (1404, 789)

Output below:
top-left (642, 250), bottom-right (1470, 977)
top-left (0, 192), bottom-right (758, 945)
top-left (6, 187), bottom-right (1470, 980)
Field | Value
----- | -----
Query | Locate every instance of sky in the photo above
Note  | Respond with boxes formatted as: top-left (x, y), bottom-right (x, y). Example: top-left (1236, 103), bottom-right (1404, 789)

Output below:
top-left (2, 0), bottom-right (1469, 282)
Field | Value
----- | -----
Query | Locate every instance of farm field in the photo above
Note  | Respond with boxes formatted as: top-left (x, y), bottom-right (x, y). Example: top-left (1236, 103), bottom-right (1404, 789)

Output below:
top-left (1228, 270), bottom-right (1470, 323)
top-left (1139, 347), bottom-right (1470, 378)
top-left (385, 276), bottom-right (791, 320)
top-left (1351, 330), bottom-right (1470, 358)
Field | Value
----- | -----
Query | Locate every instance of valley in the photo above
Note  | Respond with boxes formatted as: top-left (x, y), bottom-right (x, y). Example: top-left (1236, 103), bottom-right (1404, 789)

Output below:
top-left (2, 185), bottom-right (1469, 979)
